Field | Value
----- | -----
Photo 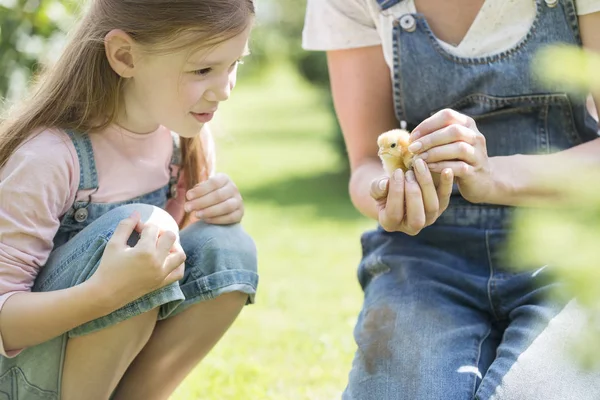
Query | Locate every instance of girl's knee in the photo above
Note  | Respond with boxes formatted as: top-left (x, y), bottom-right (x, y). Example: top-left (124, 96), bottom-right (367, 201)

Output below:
top-left (181, 222), bottom-right (257, 272)
top-left (103, 204), bottom-right (180, 238)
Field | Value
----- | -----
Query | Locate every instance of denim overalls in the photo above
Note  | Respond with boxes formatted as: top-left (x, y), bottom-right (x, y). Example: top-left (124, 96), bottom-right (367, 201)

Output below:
top-left (0, 130), bottom-right (258, 399)
top-left (344, 1), bottom-right (600, 399)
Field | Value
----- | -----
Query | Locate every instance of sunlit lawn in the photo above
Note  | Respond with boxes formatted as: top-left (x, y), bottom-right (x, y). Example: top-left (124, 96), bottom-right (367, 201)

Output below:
top-left (172, 64), bottom-right (374, 400)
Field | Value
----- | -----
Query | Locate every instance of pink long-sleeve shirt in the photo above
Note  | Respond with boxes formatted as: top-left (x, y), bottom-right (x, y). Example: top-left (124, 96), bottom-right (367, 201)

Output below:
top-left (0, 124), bottom-right (209, 357)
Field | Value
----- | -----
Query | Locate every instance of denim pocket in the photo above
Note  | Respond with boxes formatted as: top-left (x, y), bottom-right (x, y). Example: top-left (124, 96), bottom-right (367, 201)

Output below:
top-left (0, 367), bottom-right (57, 400)
top-left (436, 93), bottom-right (581, 156)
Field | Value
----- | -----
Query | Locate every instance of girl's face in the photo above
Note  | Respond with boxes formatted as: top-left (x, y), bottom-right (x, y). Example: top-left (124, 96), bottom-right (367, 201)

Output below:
top-left (110, 26), bottom-right (251, 137)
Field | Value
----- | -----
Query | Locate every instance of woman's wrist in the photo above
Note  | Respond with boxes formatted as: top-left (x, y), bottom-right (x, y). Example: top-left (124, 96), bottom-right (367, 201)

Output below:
top-left (484, 154), bottom-right (559, 206)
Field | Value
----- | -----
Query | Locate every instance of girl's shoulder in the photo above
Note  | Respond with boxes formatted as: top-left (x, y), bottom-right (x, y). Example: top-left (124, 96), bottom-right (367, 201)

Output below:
top-left (1, 128), bottom-right (79, 216)
top-left (9, 128), bottom-right (77, 167)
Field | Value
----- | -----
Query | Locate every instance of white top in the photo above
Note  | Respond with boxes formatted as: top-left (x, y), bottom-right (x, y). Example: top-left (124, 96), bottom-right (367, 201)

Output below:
top-left (303, 0), bottom-right (600, 72)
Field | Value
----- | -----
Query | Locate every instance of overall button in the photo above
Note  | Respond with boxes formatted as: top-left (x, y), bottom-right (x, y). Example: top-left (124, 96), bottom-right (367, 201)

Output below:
top-left (544, 0), bottom-right (558, 7)
top-left (74, 207), bottom-right (89, 223)
top-left (399, 15), bottom-right (417, 32)
top-left (170, 184), bottom-right (178, 199)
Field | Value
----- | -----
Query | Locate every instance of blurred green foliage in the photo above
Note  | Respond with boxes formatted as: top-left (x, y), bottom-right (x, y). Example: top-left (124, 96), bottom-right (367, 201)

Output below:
top-left (509, 168), bottom-right (600, 368)
top-left (247, 0), bottom-right (345, 163)
top-left (508, 43), bottom-right (600, 367)
top-left (0, 0), bottom-right (78, 100)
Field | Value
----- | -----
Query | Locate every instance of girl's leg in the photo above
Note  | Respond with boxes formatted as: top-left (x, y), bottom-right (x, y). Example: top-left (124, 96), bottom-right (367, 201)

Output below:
top-left (113, 221), bottom-right (258, 400)
top-left (0, 204), bottom-right (186, 399)
top-left (112, 292), bottom-right (247, 400)
top-left (61, 308), bottom-right (159, 400)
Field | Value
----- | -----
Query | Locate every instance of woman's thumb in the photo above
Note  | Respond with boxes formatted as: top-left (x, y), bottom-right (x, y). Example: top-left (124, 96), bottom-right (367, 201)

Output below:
top-left (370, 177), bottom-right (389, 201)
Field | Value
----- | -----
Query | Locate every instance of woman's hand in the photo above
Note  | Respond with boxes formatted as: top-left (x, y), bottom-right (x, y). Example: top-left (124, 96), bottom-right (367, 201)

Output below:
top-left (370, 163), bottom-right (454, 235)
top-left (184, 173), bottom-right (244, 225)
top-left (408, 109), bottom-right (494, 204)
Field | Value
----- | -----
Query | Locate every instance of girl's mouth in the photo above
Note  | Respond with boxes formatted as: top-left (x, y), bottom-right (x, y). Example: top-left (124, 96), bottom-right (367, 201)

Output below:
top-left (191, 112), bottom-right (214, 123)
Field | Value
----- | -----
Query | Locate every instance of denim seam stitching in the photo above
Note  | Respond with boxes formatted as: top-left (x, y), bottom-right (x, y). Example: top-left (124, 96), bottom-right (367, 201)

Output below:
top-left (13, 367), bottom-right (57, 399)
top-left (65, 130), bottom-right (87, 193)
top-left (189, 271), bottom-right (259, 294)
top-left (541, 103), bottom-right (549, 153)
top-left (485, 231), bottom-right (501, 321)
top-left (81, 133), bottom-right (99, 190)
top-left (443, 93), bottom-right (572, 112)
top-left (472, 326), bottom-right (492, 398)
top-left (561, 0), bottom-right (582, 44)
top-left (392, 25), bottom-right (407, 124)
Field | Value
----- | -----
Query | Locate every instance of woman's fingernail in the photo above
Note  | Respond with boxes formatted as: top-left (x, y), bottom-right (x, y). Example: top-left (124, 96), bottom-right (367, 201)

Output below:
top-left (406, 170), bottom-right (416, 183)
top-left (394, 169), bottom-right (404, 182)
top-left (419, 152), bottom-right (428, 160)
top-left (408, 141), bottom-right (422, 153)
top-left (184, 203), bottom-right (191, 213)
top-left (378, 179), bottom-right (388, 191)
top-left (195, 211), bottom-right (203, 218)
top-left (410, 130), bottom-right (420, 141)
top-left (415, 158), bottom-right (427, 174)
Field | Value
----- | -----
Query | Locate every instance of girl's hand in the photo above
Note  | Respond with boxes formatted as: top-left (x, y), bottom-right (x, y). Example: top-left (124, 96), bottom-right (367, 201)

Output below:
top-left (184, 173), bottom-right (244, 225)
top-left (370, 164), bottom-right (454, 235)
top-left (408, 109), bottom-right (494, 204)
top-left (92, 212), bottom-right (186, 307)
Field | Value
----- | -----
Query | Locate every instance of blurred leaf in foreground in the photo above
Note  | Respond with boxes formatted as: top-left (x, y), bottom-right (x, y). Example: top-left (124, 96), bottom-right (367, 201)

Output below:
top-left (532, 44), bottom-right (600, 96)
top-left (509, 168), bottom-right (600, 368)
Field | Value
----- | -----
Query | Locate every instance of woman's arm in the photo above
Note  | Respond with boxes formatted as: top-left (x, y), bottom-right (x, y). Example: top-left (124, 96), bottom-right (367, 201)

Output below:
top-left (327, 46), bottom-right (400, 220)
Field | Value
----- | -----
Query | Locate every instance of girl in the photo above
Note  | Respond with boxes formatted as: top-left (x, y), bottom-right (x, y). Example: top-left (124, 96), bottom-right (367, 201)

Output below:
top-left (304, 0), bottom-right (600, 399)
top-left (0, 1), bottom-right (258, 399)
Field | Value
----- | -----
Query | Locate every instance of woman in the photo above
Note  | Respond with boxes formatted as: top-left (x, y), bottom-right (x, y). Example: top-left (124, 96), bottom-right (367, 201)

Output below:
top-left (303, 0), bottom-right (600, 399)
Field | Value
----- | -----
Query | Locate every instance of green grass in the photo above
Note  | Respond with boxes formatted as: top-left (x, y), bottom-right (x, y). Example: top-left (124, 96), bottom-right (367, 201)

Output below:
top-left (171, 64), bottom-right (374, 399)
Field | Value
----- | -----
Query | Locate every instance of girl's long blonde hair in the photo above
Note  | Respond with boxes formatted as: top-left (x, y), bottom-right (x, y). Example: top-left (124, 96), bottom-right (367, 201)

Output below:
top-left (0, 0), bottom-right (254, 223)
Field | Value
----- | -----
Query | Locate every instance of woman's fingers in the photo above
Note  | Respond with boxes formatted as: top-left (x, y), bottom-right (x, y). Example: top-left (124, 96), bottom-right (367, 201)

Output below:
top-left (418, 141), bottom-right (478, 165)
top-left (413, 159), bottom-right (439, 226)
top-left (403, 171), bottom-right (426, 235)
top-left (370, 177), bottom-right (389, 201)
top-left (427, 161), bottom-right (475, 178)
top-left (380, 169), bottom-right (405, 231)
top-left (410, 109), bottom-right (476, 142)
top-left (409, 124), bottom-right (478, 154)
top-left (436, 168), bottom-right (455, 213)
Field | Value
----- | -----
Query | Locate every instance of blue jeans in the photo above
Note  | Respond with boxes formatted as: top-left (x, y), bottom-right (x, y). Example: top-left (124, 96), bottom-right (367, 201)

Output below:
top-left (0, 204), bottom-right (258, 399)
top-left (343, 224), bottom-right (600, 400)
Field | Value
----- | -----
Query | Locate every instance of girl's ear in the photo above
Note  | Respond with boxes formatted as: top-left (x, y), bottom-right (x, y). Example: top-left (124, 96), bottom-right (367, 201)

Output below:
top-left (104, 29), bottom-right (138, 78)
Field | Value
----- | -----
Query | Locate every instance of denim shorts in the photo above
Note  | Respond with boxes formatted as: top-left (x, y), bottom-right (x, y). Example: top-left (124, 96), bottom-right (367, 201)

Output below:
top-left (0, 204), bottom-right (258, 399)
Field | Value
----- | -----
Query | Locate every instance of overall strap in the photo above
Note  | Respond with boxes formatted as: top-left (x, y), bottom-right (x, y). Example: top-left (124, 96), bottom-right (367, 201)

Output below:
top-left (170, 131), bottom-right (182, 166)
top-left (64, 130), bottom-right (99, 191)
top-left (376, 0), bottom-right (405, 11)
top-left (167, 132), bottom-right (183, 199)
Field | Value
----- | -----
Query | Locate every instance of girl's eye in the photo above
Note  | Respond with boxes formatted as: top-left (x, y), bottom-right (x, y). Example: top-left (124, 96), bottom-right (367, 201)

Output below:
top-left (194, 68), bottom-right (212, 76)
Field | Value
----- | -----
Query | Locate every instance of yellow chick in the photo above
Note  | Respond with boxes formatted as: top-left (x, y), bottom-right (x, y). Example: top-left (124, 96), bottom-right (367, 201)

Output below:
top-left (377, 128), bottom-right (415, 176)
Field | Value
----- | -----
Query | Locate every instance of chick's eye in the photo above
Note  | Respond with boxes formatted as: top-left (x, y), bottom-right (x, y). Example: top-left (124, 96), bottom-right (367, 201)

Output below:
top-left (390, 143), bottom-right (397, 148)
